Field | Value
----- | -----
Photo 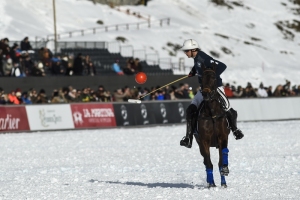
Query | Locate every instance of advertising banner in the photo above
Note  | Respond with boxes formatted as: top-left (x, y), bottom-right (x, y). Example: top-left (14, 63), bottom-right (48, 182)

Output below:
top-left (149, 101), bottom-right (189, 124)
top-left (26, 105), bottom-right (74, 131)
top-left (113, 103), bottom-right (157, 126)
top-left (70, 103), bottom-right (116, 128)
top-left (0, 106), bottom-right (30, 132)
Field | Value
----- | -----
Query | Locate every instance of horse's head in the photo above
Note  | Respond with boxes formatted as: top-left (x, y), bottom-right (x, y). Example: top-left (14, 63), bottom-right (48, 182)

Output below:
top-left (201, 64), bottom-right (217, 101)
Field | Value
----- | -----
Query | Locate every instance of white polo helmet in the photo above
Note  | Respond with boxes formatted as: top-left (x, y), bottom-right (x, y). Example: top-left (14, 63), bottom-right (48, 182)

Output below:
top-left (181, 39), bottom-right (199, 50)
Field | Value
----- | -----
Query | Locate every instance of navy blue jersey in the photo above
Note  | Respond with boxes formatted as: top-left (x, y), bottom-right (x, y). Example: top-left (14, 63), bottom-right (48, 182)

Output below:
top-left (193, 51), bottom-right (227, 87)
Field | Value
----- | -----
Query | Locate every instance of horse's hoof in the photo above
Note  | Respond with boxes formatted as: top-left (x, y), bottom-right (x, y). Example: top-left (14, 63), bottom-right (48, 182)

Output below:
top-left (220, 166), bottom-right (229, 176)
top-left (180, 138), bottom-right (192, 148)
top-left (221, 183), bottom-right (227, 188)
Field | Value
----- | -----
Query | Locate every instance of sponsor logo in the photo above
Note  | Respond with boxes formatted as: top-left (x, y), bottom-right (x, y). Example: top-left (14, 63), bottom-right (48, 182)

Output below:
top-left (39, 109), bottom-right (62, 127)
top-left (160, 103), bottom-right (168, 124)
top-left (120, 105), bottom-right (129, 125)
top-left (178, 103), bottom-right (186, 122)
top-left (73, 108), bottom-right (115, 125)
top-left (140, 104), bottom-right (149, 125)
top-left (0, 114), bottom-right (21, 130)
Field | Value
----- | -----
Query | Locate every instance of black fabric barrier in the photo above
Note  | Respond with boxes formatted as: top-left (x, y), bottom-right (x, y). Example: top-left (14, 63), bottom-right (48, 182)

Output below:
top-left (113, 100), bottom-right (191, 126)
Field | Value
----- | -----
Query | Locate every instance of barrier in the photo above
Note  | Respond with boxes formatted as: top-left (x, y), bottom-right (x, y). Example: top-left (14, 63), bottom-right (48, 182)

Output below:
top-left (0, 97), bottom-right (299, 133)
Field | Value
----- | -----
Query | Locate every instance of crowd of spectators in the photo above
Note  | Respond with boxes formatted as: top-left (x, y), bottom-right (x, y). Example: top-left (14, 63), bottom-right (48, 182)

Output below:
top-left (1, 37), bottom-right (143, 78)
top-left (0, 37), bottom-right (98, 77)
top-left (0, 79), bottom-right (299, 105)
top-left (1, 37), bottom-right (300, 105)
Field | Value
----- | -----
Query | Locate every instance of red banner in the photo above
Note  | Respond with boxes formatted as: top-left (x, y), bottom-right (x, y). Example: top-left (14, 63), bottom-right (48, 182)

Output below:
top-left (0, 106), bottom-right (30, 132)
top-left (70, 103), bottom-right (116, 128)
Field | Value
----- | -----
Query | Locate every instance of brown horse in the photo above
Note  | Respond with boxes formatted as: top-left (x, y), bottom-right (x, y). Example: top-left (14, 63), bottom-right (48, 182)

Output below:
top-left (194, 64), bottom-right (230, 188)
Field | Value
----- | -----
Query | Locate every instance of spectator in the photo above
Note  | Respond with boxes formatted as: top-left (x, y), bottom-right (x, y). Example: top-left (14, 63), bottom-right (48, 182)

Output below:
top-left (31, 62), bottom-right (46, 76)
top-left (0, 94), bottom-right (8, 104)
top-left (134, 58), bottom-right (143, 72)
top-left (51, 89), bottom-right (67, 103)
top-left (224, 83), bottom-right (233, 98)
top-left (36, 89), bottom-right (48, 104)
top-left (266, 86), bottom-right (273, 97)
top-left (112, 60), bottom-right (124, 75)
top-left (22, 54), bottom-right (34, 76)
top-left (163, 86), bottom-right (171, 100)
top-left (188, 87), bottom-right (194, 99)
top-left (242, 83), bottom-right (257, 98)
top-left (3, 58), bottom-right (13, 76)
top-left (10, 63), bottom-right (25, 77)
top-left (0, 38), bottom-right (10, 76)
top-left (73, 53), bottom-right (84, 76)
top-left (29, 88), bottom-right (38, 103)
top-left (21, 92), bottom-right (32, 104)
top-left (40, 47), bottom-right (53, 68)
top-left (8, 90), bottom-right (21, 104)
top-left (140, 88), bottom-right (151, 101)
top-left (233, 85), bottom-right (243, 97)
top-left (123, 58), bottom-right (135, 75)
top-left (155, 90), bottom-right (165, 100)
top-left (84, 55), bottom-right (96, 76)
top-left (113, 88), bottom-right (130, 102)
top-left (20, 37), bottom-right (32, 51)
top-left (51, 57), bottom-right (64, 75)
top-left (60, 56), bottom-right (69, 75)
top-left (80, 87), bottom-right (91, 102)
top-left (96, 85), bottom-right (111, 102)
top-left (257, 83), bottom-right (268, 97)
top-left (10, 43), bottom-right (21, 64)
top-left (169, 89), bottom-right (177, 100)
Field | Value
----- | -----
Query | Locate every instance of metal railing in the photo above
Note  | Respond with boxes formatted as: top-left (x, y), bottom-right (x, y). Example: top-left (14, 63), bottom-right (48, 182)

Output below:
top-left (46, 18), bottom-right (170, 40)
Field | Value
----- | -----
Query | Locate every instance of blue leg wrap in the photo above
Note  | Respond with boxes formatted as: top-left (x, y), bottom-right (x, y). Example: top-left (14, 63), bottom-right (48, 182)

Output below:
top-left (205, 168), bottom-right (215, 184)
top-left (219, 167), bottom-right (226, 185)
top-left (222, 148), bottom-right (229, 166)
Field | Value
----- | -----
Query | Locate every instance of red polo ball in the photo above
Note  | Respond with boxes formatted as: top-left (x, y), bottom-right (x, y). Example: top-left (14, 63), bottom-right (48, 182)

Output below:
top-left (135, 72), bottom-right (147, 84)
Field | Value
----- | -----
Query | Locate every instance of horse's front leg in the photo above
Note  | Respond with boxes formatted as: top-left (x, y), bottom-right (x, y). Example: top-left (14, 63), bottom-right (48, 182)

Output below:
top-left (198, 128), bottom-right (216, 187)
top-left (218, 121), bottom-right (230, 187)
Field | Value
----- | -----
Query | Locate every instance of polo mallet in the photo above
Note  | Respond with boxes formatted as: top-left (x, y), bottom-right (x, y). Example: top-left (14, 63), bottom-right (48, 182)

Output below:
top-left (128, 75), bottom-right (189, 103)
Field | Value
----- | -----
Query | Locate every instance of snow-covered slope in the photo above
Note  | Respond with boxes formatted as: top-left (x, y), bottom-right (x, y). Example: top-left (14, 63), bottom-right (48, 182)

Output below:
top-left (1, 0), bottom-right (299, 88)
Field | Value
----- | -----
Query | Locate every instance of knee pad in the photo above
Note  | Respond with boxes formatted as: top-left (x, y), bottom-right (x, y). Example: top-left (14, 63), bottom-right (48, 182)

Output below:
top-left (186, 104), bottom-right (198, 120)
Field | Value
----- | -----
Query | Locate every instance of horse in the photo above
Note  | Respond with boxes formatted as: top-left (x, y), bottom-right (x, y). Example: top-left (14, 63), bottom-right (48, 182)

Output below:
top-left (194, 64), bottom-right (231, 188)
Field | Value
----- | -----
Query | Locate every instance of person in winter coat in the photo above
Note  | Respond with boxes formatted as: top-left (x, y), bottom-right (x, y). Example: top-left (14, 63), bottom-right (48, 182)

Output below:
top-left (20, 37), bottom-right (33, 51)
top-left (73, 53), bottom-right (84, 76)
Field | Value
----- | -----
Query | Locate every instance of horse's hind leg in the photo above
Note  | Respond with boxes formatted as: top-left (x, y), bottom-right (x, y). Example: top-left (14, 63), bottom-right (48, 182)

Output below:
top-left (199, 141), bottom-right (216, 188)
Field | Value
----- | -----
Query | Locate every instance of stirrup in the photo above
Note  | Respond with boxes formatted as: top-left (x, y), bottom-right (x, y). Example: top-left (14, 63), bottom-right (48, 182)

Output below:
top-left (180, 136), bottom-right (192, 148)
top-left (233, 129), bottom-right (244, 140)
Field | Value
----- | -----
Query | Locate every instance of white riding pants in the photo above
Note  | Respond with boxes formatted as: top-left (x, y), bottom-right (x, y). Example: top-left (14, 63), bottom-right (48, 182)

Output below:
top-left (191, 86), bottom-right (231, 111)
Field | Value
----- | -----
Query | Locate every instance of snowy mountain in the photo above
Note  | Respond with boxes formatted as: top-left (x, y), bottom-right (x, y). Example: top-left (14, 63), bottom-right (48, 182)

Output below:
top-left (1, 0), bottom-right (300, 88)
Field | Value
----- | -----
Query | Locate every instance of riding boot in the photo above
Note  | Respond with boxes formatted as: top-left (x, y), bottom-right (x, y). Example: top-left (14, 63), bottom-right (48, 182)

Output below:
top-left (226, 108), bottom-right (244, 140)
top-left (180, 119), bottom-right (194, 148)
top-left (180, 104), bottom-right (198, 148)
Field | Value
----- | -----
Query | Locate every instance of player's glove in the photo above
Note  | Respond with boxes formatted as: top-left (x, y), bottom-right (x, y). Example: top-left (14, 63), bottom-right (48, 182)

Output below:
top-left (188, 67), bottom-right (196, 77)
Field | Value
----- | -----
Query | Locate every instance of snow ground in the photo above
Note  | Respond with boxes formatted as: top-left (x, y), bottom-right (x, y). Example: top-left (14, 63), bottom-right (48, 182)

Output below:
top-left (0, 121), bottom-right (299, 199)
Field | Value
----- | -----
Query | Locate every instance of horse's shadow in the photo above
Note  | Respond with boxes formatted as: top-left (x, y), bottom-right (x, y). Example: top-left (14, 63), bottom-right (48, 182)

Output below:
top-left (89, 179), bottom-right (206, 189)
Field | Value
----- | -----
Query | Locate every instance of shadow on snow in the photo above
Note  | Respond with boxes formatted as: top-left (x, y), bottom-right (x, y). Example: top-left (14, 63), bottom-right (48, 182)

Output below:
top-left (89, 179), bottom-right (206, 189)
